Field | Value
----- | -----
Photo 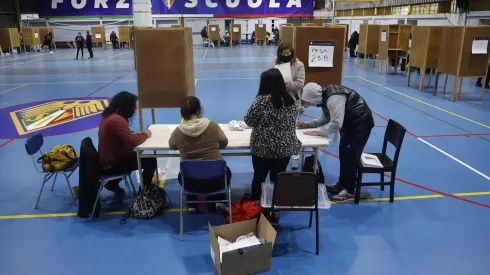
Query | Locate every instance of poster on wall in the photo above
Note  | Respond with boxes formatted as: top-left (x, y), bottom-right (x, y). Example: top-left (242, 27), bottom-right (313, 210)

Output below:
top-left (37, 0), bottom-right (313, 17)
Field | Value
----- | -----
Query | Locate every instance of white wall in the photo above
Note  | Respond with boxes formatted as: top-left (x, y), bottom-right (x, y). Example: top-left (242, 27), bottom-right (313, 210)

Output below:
top-left (184, 18), bottom-right (207, 45)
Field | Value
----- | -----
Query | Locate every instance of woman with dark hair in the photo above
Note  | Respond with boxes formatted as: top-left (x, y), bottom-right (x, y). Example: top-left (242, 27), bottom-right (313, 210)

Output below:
top-left (98, 91), bottom-right (156, 192)
top-left (169, 96), bottom-right (230, 211)
top-left (244, 69), bottom-right (301, 200)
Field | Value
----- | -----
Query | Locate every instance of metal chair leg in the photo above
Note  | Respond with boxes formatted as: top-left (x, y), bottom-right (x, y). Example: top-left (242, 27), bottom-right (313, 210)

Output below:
top-left (35, 174), bottom-right (50, 209)
top-left (89, 181), bottom-right (105, 220)
top-left (51, 173), bottom-right (58, 191)
top-left (380, 173), bottom-right (385, 191)
top-left (128, 175), bottom-right (136, 196)
top-left (355, 172), bottom-right (363, 204)
top-left (315, 209), bottom-right (319, 255)
top-left (61, 172), bottom-right (77, 205)
top-left (180, 186), bottom-right (184, 241)
top-left (124, 177), bottom-right (133, 200)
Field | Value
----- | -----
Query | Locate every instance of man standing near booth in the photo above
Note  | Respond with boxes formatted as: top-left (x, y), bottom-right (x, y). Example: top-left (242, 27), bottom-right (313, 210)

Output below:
top-left (86, 31), bottom-right (94, 59)
top-left (75, 32), bottom-right (84, 59)
top-left (298, 83), bottom-right (374, 202)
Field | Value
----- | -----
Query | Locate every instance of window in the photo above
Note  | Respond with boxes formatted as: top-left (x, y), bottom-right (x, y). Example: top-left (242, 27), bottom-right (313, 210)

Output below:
top-left (392, 6), bottom-right (409, 16)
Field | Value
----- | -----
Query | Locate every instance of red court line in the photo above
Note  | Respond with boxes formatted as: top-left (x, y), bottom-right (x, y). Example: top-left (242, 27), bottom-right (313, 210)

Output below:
top-left (317, 148), bottom-right (490, 209)
top-left (0, 139), bottom-right (14, 148)
top-left (85, 72), bottom-right (131, 97)
top-left (417, 133), bottom-right (490, 138)
top-left (457, 93), bottom-right (490, 109)
top-left (370, 111), bottom-right (418, 137)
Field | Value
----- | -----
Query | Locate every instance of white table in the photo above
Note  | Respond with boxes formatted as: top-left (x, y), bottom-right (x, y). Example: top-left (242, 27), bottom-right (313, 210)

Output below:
top-left (135, 124), bottom-right (330, 187)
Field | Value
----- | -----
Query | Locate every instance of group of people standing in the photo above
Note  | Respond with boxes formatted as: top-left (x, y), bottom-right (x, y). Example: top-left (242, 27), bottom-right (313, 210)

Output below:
top-left (74, 30), bottom-right (119, 59)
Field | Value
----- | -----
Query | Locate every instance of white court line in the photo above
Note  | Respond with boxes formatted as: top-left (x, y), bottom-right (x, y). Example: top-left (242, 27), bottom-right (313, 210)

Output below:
top-left (418, 138), bottom-right (490, 181)
top-left (0, 59), bottom-right (42, 69)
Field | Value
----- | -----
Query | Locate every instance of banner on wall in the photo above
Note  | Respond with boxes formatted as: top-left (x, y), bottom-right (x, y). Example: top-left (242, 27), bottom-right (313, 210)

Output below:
top-left (38, 0), bottom-right (313, 17)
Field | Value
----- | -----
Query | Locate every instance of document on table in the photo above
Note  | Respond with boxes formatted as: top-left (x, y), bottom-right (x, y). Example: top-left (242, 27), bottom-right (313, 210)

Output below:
top-left (274, 62), bottom-right (293, 84)
top-left (297, 130), bottom-right (329, 140)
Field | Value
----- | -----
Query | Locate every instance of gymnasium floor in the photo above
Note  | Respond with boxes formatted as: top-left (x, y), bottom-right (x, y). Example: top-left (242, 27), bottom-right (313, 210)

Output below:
top-left (1, 46), bottom-right (490, 275)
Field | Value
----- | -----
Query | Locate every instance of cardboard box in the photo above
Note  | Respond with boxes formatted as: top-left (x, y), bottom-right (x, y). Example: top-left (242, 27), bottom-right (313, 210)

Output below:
top-left (209, 214), bottom-right (277, 275)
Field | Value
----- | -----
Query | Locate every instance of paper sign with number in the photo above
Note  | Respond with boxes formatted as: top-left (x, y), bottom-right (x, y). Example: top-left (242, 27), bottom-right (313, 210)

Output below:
top-left (308, 41), bottom-right (334, 68)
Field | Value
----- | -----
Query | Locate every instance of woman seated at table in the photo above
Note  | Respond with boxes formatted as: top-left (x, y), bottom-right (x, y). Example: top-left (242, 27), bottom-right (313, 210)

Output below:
top-left (169, 96), bottom-right (231, 211)
top-left (98, 91), bottom-right (156, 193)
top-left (244, 68), bottom-right (301, 201)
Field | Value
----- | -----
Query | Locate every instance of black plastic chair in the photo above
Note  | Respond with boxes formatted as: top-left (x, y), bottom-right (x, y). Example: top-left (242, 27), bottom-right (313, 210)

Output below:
top-left (355, 119), bottom-right (406, 204)
top-left (271, 172), bottom-right (319, 255)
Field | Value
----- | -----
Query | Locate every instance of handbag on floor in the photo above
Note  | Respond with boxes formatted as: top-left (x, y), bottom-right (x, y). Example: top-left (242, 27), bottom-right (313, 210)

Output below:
top-left (302, 155), bottom-right (325, 184)
top-left (120, 184), bottom-right (169, 223)
top-left (226, 191), bottom-right (263, 223)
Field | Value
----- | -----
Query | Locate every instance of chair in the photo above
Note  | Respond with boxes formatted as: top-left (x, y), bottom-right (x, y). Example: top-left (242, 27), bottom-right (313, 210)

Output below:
top-left (25, 133), bottom-right (78, 209)
top-left (355, 119), bottom-right (407, 204)
top-left (180, 160), bottom-right (232, 241)
top-left (89, 172), bottom-right (136, 220)
top-left (271, 172), bottom-right (320, 255)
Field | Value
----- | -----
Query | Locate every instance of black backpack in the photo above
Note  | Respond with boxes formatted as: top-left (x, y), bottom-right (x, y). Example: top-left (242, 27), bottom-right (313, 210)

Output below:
top-left (302, 155), bottom-right (325, 184)
top-left (120, 184), bottom-right (170, 224)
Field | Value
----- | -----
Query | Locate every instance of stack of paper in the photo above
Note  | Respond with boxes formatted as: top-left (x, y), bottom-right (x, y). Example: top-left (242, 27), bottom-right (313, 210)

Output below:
top-left (274, 62), bottom-right (293, 84)
top-left (361, 153), bottom-right (383, 168)
top-left (218, 232), bottom-right (264, 263)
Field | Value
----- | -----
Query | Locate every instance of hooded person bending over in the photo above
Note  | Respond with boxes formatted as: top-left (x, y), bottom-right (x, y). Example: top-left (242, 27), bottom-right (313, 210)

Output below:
top-left (298, 83), bottom-right (374, 202)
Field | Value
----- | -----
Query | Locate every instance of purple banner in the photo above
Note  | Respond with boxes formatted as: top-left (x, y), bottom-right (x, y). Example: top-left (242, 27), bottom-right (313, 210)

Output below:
top-left (38, 0), bottom-right (313, 17)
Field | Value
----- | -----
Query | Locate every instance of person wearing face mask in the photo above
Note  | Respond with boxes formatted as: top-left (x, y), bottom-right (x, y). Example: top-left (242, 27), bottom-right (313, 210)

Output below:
top-left (298, 83), bottom-right (374, 202)
top-left (275, 42), bottom-right (305, 170)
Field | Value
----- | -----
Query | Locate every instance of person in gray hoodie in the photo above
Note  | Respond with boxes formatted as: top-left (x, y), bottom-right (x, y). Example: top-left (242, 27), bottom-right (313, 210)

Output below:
top-left (169, 96), bottom-right (230, 211)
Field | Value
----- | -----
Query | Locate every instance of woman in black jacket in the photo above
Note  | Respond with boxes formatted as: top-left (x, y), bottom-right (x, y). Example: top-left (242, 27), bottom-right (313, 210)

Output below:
top-left (348, 31), bottom-right (359, 58)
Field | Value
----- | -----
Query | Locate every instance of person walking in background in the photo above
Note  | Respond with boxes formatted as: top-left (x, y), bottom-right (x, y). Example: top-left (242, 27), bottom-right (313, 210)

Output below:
top-left (110, 31), bottom-right (118, 49)
top-left (348, 31), bottom-right (359, 58)
top-left (42, 32), bottom-right (53, 53)
top-left (200, 26), bottom-right (208, 47)
top-left (476, 64), bottom-right (490, 89)
top-left (75, 32), bottom-right (84, 59)
top-left (86, 31), bottom-right (94, 59)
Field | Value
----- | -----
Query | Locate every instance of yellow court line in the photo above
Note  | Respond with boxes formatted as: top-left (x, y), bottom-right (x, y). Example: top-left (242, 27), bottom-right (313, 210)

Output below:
top-left (1, 191), bottom-right (489, 220)
top-left (203, 47), bottom-right (208, 59)
top-left (99, 50), bottom-right (132, 61)
top-left (0, 84), bottom-right (28, 95)
top-left (159, 159), bottom-right (172, 188)
top-left (356, 76), bottom-right (490, 129)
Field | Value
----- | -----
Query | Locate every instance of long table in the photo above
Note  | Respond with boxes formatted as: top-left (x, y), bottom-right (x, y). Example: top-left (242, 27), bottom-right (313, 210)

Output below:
top-left (135, 124), bottom-right (330, 187)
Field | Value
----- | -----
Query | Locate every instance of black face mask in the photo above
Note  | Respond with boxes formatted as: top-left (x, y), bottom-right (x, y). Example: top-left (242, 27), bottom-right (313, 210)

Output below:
top-left (280, 55), bottom-right (292, 63)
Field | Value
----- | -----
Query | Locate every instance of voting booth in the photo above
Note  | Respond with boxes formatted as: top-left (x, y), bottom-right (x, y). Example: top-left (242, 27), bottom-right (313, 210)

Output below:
top-left (118, 26), bottom-right (130, 49)
top-left (230, 24), bottom-right (241, 48)
top-left (38, 27), bottom-right (55, 50)
top-left (255, 24), bottom-right (267, 46)
top-left (406, 26), bottom-right (442, 91)
top-left (0, 28), bottom-right (21, 54)
top-left (377, 24), bottom-right (411, 74)
top-left (22, 28), bottom-right (41, 51)
top-left (208, 24), bottom-right (221, 48)
top-left (91, 26), bottom-right (106, 49)
top-left (357, 24), bottom-right (380, 69)
top-left (281, 25), bottom-right (295, 45)
top-left (433, 26), bottom-right (490, 101)
top-left (134, 27), bottom-right (195, 129)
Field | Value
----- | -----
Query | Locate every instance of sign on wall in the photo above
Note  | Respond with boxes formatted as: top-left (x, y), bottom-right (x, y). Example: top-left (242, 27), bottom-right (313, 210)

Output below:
top-left (308, 40), bottom-right (334, 68)
top-left (39, 0), bottom-right (313, 17)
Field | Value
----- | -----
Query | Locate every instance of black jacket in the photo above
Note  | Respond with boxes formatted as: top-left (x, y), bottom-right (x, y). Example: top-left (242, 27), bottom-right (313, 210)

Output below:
top-left (77, 137), bottom-right (101, 218)
top-left (86, 34), bottom-right (92, 47)
top-left (348, 32), bottom-right (359, 48)
top-left (201, 28), bottom-right (207, 38)
top-left (75, 35), bottom-right (84, 47)
top-left (320, 85), bottom-right (374, 136)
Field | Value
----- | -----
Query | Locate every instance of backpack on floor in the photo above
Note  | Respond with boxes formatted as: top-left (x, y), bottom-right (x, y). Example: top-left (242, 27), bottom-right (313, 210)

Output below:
top-left (120, 184), bottom-right (169, 223)
top-left (226, 191), bottom-right (264, 223)
top-left (302, 155), bottom-right (325, 184)
top-left (37, 144), bottom-right (78, 172)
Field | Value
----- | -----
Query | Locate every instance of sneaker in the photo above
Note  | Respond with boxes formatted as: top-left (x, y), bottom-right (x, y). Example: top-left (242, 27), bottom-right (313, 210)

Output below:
top-left (291, 158), bottom-right (300, 170)
top-left (331, 189), bottom-right (354, 203)
top-left (49, 51), bottom-right (53, 54)
top-left (326, 182), bottom-right (343, 194)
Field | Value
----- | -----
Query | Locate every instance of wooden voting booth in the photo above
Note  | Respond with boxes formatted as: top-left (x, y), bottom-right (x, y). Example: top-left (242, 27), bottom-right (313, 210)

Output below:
top-left (208, 24), bottom-right (221, 48)
top-left (91, 26), bottom-right (106, 49)
top-left (377, 24), bottom-right (411, 74)
top-left (230, 24), bottom-right (242, 48)
top-left (326, 24), bottom-right (349, 57)
top-left (406, 26), bottom-right (442, 91)
top-left (281, 25), bottom-right (295, 45)
top-left (357, 24), bottom-right (380, 69)
top-left (0, 28), bottom-right (20, 54)
top-left (433, 26), bottom-right (490, 101)
top-left (255, 24), bottom-right (267, 46)
top-left (118, 26), bottom-right (130, 49)
top-left (38, 27), bottom-right (55, 49)
top-left (279, 24), bottom-right (290, 42)
top-left (134, 27), bottom-right (195, 130)
top-left (22, 28), bottom-right (41, 50)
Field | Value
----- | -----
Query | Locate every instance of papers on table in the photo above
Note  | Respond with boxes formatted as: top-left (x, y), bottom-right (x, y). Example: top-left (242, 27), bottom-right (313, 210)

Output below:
top-left (361, 153), bottom-right (383, 168)
top-left (472, 37), bottom-right (489, 54)
top-left (274, 62), bottom-right (293, 84)
top-left (297, 131), bottom-right (327, 140)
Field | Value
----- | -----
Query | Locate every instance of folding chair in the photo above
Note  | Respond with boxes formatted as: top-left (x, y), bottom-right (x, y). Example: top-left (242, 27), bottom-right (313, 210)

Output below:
top-left (180, 160), bottom-right (232, 241)
top-left (355, 119), bottom-right (407, 203)
top-left (271, 172), bottom-right (320, 255)
top-left (89, 172), bottom-right (136, 220)
top-left (25, 133), bottom-right (78, 209)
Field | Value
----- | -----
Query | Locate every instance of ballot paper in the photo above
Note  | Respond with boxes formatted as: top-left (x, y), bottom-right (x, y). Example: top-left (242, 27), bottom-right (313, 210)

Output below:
top-left (219, 233), bottom-right (262, 263)
top-left (274, 62), bottom-right (293, 84)
top-left (361, 153), bottom-right (383, 168)
top-left (297, 132), bottom-right (327, 140)
top-left (472, 37), bottom-right (489, 54)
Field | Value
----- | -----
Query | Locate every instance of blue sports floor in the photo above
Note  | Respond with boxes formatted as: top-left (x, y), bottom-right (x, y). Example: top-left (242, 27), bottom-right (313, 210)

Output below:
top-left (1, 46), bottom-right (490, 275)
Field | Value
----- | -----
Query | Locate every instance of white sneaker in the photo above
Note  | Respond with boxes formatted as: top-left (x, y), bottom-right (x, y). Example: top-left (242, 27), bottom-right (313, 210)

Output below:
top-left (331, 189), bottom-right (354, 203)
top-left (49, 51), bottom-right (54, 54)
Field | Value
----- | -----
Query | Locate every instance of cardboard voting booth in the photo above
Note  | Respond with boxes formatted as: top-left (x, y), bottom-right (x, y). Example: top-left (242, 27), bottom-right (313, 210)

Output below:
top-left (255, 24), bottom-right (267, 46)
top-left (209, 214), bottom-right (277, 275)
top-left (208, 24), bottom-right (221, 48)
top-left (230, 24), bottom-right (242, 48)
